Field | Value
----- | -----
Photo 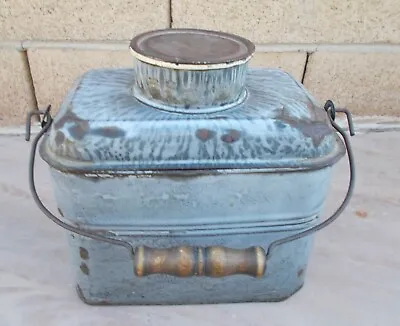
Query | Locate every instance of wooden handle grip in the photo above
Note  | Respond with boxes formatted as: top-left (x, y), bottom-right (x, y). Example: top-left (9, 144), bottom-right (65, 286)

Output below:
top-left (134, 246), bottom-right (266, 278)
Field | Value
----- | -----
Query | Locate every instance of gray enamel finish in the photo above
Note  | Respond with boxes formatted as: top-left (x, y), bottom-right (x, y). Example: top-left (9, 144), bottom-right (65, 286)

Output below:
top-left (68, 223), bottom-right (314, 305)
top-left (51, 167), bottom-right (333, 228)
top-left (50, 164), bottom-right (332, 304)
top-left (40, 68), bottom-right (345, 173)
top-left (41, 64), bottom-right (342, 304)
top-left (132, 59), bottom-right (249, 112)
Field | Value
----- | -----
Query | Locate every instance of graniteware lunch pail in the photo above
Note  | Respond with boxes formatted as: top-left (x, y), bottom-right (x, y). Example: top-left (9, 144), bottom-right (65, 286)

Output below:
top-left (26, 28), bottom-right (355, 305)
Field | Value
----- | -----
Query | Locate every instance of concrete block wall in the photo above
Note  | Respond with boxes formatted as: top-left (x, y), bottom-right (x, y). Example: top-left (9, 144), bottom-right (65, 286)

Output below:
top-left (1, 0), bottom-right (399, 126)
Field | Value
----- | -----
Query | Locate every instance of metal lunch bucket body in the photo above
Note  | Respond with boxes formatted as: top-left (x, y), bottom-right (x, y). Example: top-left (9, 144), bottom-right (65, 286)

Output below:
top-left (26, 28), bottom-right (356, 305)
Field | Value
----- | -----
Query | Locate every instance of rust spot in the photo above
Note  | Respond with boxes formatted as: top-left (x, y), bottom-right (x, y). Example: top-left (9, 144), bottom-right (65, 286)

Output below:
top-left (297, 121), bottom-right (332, 147)
top-left (54, 108), bottom-right (91, 141)
top-left (79, 247), bottom-right (89, 260)
top-left (69, 121), bottom-right (89, 140)
top-left (221, 129), bottom-right (241, 143)
top-left (80, 263), bottom-right (89, 275)
top-left (277, 107), bottom-right (331, 147)
top-left (303, 100), bottom-right (328, 123)
top-left (297, 268), bottom-right (304, 278)
top-left (148, 86), bottom-right (162, 100)
top-left (90, 127), bottom-right (126, 138)
top-left (54, 131), bottom-right (65, 146)
top-left (57, 207), bottom-right (64, 217)
top-left (196, 128), bottom-right (215, 141)
top-left (314, 104), bottom-right (329, 122)
top-left (54, 110), bottom-right (83, 129)
top-left (355, 210), bottom-right (368, 218)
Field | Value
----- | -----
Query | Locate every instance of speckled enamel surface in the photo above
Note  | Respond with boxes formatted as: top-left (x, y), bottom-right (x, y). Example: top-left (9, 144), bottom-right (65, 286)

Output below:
top-left (40, 67), bottom-right (345, 172)
top-left (132, 60), bottom-right (249, 112)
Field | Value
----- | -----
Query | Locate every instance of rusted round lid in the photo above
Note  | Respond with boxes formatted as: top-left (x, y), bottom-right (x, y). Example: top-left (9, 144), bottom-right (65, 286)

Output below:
top-left (130, 28), bottom-right (255, 70)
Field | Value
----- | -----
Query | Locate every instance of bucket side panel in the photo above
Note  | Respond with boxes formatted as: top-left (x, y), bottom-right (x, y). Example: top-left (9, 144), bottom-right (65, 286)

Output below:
top-left (51, 167), bottom-right (333, 227)
top-left (68, 227), bottom-right (315, 305)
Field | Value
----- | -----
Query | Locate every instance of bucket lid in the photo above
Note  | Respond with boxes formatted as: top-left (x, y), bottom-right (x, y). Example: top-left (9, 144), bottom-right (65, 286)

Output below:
top-left (130, 29), bottom-right (255, 113)
top-left (129, 28), bottom-right (256, 70)
top-left (39, 67), bottom-right (345, 175)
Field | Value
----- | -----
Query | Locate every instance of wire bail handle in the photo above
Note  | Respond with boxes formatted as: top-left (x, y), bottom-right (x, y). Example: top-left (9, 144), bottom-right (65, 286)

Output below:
top-left (25, 99), bottom-right (355, 277)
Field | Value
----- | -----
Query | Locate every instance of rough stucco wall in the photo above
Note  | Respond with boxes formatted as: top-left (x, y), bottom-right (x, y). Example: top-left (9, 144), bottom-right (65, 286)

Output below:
top-left (0, 0), bottom-right (400, 126)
